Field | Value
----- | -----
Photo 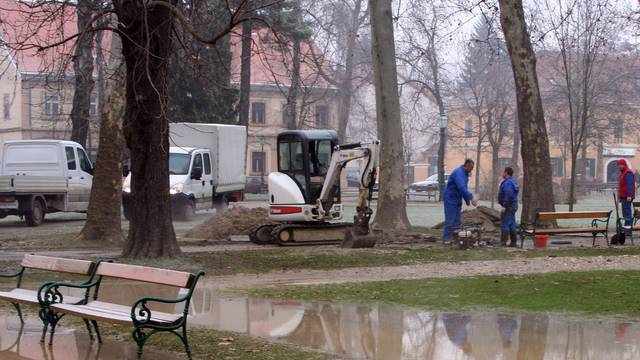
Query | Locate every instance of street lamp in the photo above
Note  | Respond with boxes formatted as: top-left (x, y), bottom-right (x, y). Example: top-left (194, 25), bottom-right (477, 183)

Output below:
top-left (438, 111), bottom-right (448, 202)
top-left (259, 136), bottom-right (267, 193)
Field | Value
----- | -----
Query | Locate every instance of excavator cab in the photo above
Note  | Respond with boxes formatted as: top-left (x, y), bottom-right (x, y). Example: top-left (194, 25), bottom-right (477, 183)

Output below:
top-left (276, 130), bottom-right (340, 205)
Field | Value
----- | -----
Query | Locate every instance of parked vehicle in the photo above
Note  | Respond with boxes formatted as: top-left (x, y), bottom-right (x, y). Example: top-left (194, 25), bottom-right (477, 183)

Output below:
top-left (410, 173), bottom-right (449, 192)
top-left (245, 176), bottom-right (268, 194)
top-left (122, 123), bottom-right (247, 220)
top-left (0, 140), bottom-right (93, 226)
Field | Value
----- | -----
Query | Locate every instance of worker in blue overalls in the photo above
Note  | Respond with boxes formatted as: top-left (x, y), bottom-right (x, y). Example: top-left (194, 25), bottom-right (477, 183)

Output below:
top-left (498, 166), bottom-right (520, 247)
top-left (443, 159), bottom-right (477, 243)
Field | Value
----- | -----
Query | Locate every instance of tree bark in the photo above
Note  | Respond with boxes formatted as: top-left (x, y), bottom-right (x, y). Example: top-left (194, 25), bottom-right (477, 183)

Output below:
top-left (499, 0), bottom-right (555, 221)
top-left (474, 118), bottom-right (482, 196)
top-left (239, 18), bottom-right (252, 127)
top-left (511, 119), bottom-right (520, 176)
top-left (369, 0), bottom-right (410, 231)
top-left (336, 0), bottom-right (363, 142)
top-left (78, 31), bottom-right (125, 243)
top-left (115, 0), bottom-right (181, 257)
top-left (286, 37), bottom-right (301, 129)
top-left (70, 0), bottom-right (95, 149)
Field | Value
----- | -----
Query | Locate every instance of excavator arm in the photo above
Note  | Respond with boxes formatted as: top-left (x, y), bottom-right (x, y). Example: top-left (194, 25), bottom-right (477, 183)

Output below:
top-left (315, 141), bottom-right (380, 248)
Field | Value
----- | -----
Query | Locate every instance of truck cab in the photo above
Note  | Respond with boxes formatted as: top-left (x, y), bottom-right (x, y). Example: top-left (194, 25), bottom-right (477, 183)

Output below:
top-left (123, 147), bottom-right (214, 220)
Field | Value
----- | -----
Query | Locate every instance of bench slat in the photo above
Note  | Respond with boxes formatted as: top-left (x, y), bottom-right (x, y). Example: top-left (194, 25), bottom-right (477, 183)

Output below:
top-left (51, 301), bottom-right (182, 326)
top-left (96, 262), bottom-right (194, 288)
top-left (534, 227), bottom-right (607, 235)
top-left (21, 255), bottom-right (94, 275)
top-left (537, 211), bottom-right (610, 220)
top-left (0, 289), bottom-right (83, 305)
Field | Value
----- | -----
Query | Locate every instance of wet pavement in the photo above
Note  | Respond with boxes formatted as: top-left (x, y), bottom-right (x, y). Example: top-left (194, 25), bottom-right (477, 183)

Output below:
top-left (4, 281), bottom-right (640, 359)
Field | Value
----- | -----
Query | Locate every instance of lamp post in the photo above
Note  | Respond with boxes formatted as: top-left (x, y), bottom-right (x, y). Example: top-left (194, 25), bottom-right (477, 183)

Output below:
top-left (259, 136), bottom-right (267, 193)
top-left (438, 111), bottom-right (448, 202)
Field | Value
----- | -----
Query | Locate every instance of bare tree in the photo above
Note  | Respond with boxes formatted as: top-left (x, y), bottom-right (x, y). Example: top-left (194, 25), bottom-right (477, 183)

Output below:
top-left (499, 0), bottom-right (556, 221)
top-left (538, 0), bottom-right (619, 210)
top-left (398, 0), bottom-right (449, 201)
top-left (69, 0), bottom-right (96, 149)
top-left (78, 27), bottom-right (125, 243)
top-left (369, 0), bottom-right (410, 231)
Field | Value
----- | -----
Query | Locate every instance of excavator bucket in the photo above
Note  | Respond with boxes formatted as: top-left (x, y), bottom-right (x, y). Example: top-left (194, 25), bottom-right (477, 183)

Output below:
top-left (341, 228), bottom-right (381, 248)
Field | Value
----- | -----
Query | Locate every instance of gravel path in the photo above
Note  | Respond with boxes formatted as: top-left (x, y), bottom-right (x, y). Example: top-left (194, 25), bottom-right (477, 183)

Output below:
top-left (202, 254), bottom-right (640, 289)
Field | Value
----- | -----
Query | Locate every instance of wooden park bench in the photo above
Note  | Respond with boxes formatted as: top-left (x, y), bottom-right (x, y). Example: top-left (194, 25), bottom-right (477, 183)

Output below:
top-left (40, 262), bottom-right (205, 360)
top-left (519, 210), bottom-right (612, 248)
top-left (0, 254), bottom-right (98, 343)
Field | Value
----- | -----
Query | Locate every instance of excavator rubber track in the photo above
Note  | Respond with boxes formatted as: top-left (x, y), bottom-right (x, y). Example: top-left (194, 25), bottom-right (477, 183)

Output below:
top-left (269, 223), bottom-right (354, 246)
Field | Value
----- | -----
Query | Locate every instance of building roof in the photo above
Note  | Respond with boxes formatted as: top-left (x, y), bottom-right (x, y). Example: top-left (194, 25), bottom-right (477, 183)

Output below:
top-left (230, 27), bottom-right (335, 89)
top-left (0, 0), bottom-right (111, 76)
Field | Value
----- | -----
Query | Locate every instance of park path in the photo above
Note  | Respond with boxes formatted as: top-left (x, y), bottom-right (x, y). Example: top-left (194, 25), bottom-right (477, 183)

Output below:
top-left (202, 254), bottom-right (640, 289)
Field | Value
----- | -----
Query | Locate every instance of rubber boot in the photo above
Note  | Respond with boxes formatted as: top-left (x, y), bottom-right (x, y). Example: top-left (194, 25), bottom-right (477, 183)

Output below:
top-left (500, 230), bottom-right (509, 246)
top-left (509, 230), bottom-right (518, 247)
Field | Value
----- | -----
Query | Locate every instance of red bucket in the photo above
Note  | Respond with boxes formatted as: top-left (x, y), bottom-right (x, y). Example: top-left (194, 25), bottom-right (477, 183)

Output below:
top-left (535, 234), bottom-right (549, 249)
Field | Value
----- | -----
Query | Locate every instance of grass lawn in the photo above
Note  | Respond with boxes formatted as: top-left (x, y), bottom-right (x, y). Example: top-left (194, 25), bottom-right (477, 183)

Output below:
top-left (249, 270), bottom-right (640, 318)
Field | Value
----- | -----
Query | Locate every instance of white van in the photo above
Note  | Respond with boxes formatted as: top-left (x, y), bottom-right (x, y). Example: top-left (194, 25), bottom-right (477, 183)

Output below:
top-left (0, 140), bottom-right (93, 226)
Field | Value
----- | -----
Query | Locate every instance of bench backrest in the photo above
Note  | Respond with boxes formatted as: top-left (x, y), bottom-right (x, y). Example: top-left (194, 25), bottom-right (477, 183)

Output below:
top-left (96, 262), bottom-right (195, 288)
top-left (537, 211), bottom-right (610, 221)
top-left (21, 255), bottom-right (94, 275)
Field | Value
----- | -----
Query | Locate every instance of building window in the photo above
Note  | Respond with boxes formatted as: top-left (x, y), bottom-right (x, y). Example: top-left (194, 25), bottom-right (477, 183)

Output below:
top-left (3, 94), bottom-right (9, 120)
top-left (315, 105), bottom-right (329, 128)
top-left (465, 119), bottom-right (473, 138)
top-left (252, 151), bottom-right (265, 173)
top-left (251, 102), bottom-right (266, 124)
top-left (44, 95), bottom-right (60, 116)
top-left (428, 156), bottom-right (438, 176)
top-left (89, 96), bottom-right (98, 116)
top-left (551, 157), bottom-right (564, 177)
top-left (612, 119), bottom-right (623, 143)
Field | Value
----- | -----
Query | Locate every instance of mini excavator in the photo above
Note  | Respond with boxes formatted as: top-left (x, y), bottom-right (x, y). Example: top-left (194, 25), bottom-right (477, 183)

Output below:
top-left (249, 130), bottom-right (380, 248)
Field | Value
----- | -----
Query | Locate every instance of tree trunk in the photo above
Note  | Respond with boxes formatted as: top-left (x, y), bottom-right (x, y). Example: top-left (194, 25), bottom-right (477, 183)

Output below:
top-left (286, 37), bottom-right (301, 129)
top-left (70, 0), bottom-right (95, 149)
top-left (116, 0), bottom-right (181, 257)
top-left (474, 119), bottom-right (482, 196)
top-left (239, 18), bottom-right (252, 127)
top-left (369, 0), bottom-right (410, 231)
top-left (499, 0), bottom-right (555, 221)
top-left (336, 0), bottom-right (363, 142)
top-left (569, 152), bottom-right (577, 210)
top-left (491, 148), bottom-right (499, 209)
top-left (77, 31), bottom-right (125, 243)
top-left (511, 119), bottom-right (520, 176)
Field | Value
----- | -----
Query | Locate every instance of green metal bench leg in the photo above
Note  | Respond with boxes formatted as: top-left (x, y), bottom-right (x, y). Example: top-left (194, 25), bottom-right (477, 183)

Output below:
top-left (91, 320), bottom-right (102, 343)
top-left (48, 313), bottom-right (64, 346)
top-left (133, 328), bottom-right (147, 360)
top-left (39, 308), bottom-right (48, 343)
top-left (12, 303), bottom-right (23, 324)
top-left (181, 325), bottom-right (192, 360)
top-left (83, 319), bottom-right (94, 341)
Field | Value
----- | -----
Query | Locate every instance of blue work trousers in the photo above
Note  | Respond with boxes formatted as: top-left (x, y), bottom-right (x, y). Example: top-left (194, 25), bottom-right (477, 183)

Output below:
top-left (621, 199), bottom-right (633, 235)
top-left (501, 204), bottom-right (518, 232)
top-left (443, 201), bottom-right (462, 241)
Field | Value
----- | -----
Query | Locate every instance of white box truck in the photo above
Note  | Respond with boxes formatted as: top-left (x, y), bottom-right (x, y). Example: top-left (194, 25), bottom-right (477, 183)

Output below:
top-left (0, 140), bottom-right (94, 226)
top-left (122, 123), bottom-right (246, 220)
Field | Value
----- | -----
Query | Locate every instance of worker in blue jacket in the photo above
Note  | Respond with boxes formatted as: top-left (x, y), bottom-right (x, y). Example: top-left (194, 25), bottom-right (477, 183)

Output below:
top-left (443, 159), bottom-right (477, 242)
top-left (498, 167), bottom-right (520, 247)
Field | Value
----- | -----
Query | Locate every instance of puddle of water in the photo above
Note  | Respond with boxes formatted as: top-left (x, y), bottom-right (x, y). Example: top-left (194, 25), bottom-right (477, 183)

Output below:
top-left (13, 281), bottom-right (640, 359)
top-left (0, 317), bottom-right (172, 360)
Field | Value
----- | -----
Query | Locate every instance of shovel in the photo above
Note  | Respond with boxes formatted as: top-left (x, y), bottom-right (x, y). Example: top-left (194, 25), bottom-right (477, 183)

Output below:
top-left (611, 192), bottom-right (625, 245)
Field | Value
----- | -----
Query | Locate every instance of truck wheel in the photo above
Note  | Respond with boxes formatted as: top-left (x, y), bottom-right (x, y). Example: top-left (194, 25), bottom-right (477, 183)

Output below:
top-left (25, 199), bottom-right (45, 227)
top-left (179, 200), bottom-right (196, 221)
top-left (214, 196), bottom-right (229, 213)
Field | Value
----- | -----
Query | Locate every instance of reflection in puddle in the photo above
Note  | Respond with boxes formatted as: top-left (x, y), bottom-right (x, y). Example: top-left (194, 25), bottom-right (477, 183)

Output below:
top-left (0, 317), bottom-right (172, 360)
top-left (12, 282), bottom-right (640, 359)
top-left (187, 295), bottom-right (640, 359)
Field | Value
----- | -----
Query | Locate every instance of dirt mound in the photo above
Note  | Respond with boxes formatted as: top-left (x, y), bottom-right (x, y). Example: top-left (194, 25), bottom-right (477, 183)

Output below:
top-left (186, 206), bottom-right (270, 240)
top-left (432, 206), bottom-right (502, 232)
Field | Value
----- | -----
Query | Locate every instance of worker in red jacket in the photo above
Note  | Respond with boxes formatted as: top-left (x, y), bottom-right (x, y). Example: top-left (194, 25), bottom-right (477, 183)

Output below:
top-left (618, 159), bottom-right (635, 237)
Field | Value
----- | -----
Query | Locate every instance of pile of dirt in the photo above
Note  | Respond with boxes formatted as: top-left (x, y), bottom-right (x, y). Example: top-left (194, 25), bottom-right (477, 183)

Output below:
top-left (185, 206), bottom-right (270, 240)
top-left (377, 231), bottom-right (438, 245)
top-left (432, 206), bottom-right (502, 232)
